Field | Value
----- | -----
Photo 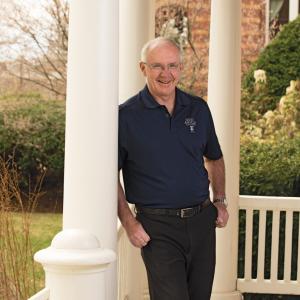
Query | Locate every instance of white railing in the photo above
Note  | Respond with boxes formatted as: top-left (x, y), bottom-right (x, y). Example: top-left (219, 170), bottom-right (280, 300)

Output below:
top-left (238, 195), bottom-right (300, 295)
top-left (118, 225), bottom-right (129, 300)
top-left (117, 220), bottom-right (149, 300)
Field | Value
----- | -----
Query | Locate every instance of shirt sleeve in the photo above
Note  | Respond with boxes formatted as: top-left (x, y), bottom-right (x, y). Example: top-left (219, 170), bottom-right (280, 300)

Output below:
top-left (203, 103), bottom-right (223, 160)
top-left (118, 112), bottom-right (128, 170)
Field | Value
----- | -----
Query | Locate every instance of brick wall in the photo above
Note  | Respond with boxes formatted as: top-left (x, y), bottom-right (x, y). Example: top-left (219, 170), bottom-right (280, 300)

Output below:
top-left (155, 0), bottom-right (266, 98)
top-left (156, 0), bottom-right (211, 98)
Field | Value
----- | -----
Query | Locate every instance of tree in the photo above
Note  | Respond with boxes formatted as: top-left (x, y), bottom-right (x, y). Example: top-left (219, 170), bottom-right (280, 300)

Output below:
top-left (0, 0), bottom-right (69, 98)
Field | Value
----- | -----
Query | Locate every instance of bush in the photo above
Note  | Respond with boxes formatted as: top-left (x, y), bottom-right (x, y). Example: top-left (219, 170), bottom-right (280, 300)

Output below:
top-left (0, 94), bottom-right (65, 189)
top-left (0, 157), bottom-right (39, 299)
top-left (243, 16), bottom-right (300, 111)
top-left (240, 137), bottom-right (300, 196)
top-left (241, 80), bottom-right (300, 141)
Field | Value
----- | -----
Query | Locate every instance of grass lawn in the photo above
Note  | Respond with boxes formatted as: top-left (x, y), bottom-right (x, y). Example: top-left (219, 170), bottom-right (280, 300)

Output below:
top-left (29, 213), bottom-right (62, 253)
top-left (29, 213), bottom-right (62, 293)
top-left (0, 212), bottom-right (62, 299)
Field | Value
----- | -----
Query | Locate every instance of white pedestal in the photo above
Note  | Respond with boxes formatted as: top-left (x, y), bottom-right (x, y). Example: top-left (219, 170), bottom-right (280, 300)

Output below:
top-left (35, 229), bottom-right (116, 300)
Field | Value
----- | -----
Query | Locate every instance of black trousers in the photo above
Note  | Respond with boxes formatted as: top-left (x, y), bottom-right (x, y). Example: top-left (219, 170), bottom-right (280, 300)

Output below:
top-left (136, 202), bottom-right (217, 300)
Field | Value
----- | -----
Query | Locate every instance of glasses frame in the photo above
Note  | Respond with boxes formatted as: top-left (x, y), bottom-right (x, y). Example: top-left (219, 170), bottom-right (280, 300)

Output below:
top-left (142, 62), bottom-right (181, 72)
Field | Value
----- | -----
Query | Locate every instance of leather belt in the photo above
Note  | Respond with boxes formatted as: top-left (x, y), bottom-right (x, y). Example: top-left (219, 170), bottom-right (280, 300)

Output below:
top-left (135, 198), bottom-right (212, 218)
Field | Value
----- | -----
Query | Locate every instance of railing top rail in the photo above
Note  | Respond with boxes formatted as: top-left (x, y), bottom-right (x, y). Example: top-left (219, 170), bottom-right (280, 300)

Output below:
top-left (239, 195), bottom-right (300, 210)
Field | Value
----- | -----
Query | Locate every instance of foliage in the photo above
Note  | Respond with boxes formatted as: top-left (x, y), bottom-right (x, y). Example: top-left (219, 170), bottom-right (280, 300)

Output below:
top-left (0, 157), bottom-right (39, 299)
top-left (240, 77), bottom-right (300, 197)
top-left (241, 80), bottom-right (300, 141)
top-left (0, 93), bottom-right (65, 189)
top-left (238, 16), bottom-right (300, 300)
top-left (242, 16), bottom-right (300, 111)
top-left (240, 137), bottom-right (300, 196)
top-left (261, 84), bottom-right (300, 140)
top-left (0, 157), bottom-right (62, 299)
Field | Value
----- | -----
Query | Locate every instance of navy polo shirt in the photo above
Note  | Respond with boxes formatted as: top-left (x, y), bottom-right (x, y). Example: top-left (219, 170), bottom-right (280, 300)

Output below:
top-left (118, 86), bottom-right (223, 208)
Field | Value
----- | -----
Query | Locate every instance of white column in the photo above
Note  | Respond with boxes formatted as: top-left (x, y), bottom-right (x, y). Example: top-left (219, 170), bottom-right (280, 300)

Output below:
top-left (33, 0), bottom-right (119, 299)
top-left (119, 0), bottom-right (155, 103)
top-left (289, 0), bottom-right (299, 21)
top-left (207, 1), bottom-right (242, 300)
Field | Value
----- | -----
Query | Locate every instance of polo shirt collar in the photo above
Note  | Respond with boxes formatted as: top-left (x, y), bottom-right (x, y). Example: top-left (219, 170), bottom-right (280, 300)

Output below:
top-left (176, 88), bottom-right (191, 107)
top-left (140, 85), bottom-right (191, 109)
top-left (140, 85), bottom-right (161, 109)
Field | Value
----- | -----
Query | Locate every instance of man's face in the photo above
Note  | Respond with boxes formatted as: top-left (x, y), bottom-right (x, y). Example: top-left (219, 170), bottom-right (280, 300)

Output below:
top-left (140, 43), bottom-right (182, 100)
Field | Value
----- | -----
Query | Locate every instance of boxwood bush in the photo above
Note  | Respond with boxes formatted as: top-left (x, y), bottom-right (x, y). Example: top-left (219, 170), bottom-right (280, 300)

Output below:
top-left (243, 16), bottom-right (300, 112)
top-left (240, 137), bottom-right (300, 196)
top-left (0, 93), bottom-right (65, 189)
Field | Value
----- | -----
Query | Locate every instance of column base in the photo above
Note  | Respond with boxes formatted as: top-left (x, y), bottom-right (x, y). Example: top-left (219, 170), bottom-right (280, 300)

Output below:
top-left (211, 290), bottom-right (243, 300)
top-left (33, 229), bottom-right (116, 300)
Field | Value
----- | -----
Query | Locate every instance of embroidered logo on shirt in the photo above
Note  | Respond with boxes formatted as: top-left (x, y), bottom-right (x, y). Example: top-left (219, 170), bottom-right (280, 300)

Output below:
top-left (184, 118), bottom-right (196, 133)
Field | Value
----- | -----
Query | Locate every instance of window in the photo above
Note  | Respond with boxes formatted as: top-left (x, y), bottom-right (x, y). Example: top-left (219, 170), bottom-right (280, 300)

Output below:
top-left (269, 0), bottom-right (300, 39)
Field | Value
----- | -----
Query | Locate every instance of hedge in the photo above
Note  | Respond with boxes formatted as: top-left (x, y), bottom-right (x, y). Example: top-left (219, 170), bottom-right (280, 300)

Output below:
top-left (0, 94), bottom-right (65, 188)
top-left (1, 94), bottom-right (299, 197)
top-left (243, 16), bottom-right (300, 111)
top-left (240, 137), bottom-right (300, 196)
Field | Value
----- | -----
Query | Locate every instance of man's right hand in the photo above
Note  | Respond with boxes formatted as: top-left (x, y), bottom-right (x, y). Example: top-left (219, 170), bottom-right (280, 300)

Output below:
top-left (124, 219), bottom-right (150, 248)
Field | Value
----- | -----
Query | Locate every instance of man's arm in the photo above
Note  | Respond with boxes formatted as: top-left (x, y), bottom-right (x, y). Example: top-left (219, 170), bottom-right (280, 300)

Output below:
top-left (118, 176), bottom-right (150, 248)
top-left (205, 157), bottom-right (229, 228)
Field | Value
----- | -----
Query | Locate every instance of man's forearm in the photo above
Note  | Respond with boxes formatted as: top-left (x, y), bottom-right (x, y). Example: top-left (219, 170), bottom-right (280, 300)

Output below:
top-left (205, 157), bottom-right (225, 198)
top-left (118, 176), bottom-right (151, 247)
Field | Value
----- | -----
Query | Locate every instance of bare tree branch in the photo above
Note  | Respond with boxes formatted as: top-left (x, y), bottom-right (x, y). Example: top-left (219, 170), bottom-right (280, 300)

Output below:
top-left (0, 0), bottom-right (68, 98)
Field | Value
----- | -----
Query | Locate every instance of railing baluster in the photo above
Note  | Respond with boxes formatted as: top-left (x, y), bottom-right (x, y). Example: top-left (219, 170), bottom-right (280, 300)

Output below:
top-left (271, 210), bottom-right (280, 281)
top-left (118, 226), bottom-right (129, 299)
top-left (284, 210), bottom-right (293, 282)
top-left (257, 209), bottom-right (266, 281)
top-left (245, 208), bottom-right (253, 280)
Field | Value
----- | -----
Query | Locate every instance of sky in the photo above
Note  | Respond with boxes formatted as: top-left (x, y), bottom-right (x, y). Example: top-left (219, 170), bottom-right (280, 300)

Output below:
top-left (0, 0), bottom-right (65, 61)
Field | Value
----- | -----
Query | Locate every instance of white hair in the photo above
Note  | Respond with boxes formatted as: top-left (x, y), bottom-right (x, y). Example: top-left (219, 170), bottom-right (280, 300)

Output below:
top-left (140, 37), bottom-right (183, 63)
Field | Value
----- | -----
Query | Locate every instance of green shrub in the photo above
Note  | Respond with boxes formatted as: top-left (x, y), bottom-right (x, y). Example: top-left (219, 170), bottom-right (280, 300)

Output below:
top-left (243, 16), bottom-right (300, 111)
top-left (240, 137), bottom-right (300, 196)
top-left (0, 94), bottom-right (65, 189)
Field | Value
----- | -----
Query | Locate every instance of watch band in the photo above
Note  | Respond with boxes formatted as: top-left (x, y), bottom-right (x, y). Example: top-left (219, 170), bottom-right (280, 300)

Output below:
top-left (213, 197), bottom-right (228, 208)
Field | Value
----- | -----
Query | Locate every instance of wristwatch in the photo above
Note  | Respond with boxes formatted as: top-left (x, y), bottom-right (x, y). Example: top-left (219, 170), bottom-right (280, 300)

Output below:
top-left (213, 197), bottom-right (228, 208)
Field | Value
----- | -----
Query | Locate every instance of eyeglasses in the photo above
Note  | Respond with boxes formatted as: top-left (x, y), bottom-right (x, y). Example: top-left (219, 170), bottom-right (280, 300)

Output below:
top-left (143, 62), bottom-right (180, 72)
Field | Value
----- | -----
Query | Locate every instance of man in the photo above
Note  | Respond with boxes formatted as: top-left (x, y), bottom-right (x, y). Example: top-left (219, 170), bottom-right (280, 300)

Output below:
top-left (118, 37), bottom-right (229, 300)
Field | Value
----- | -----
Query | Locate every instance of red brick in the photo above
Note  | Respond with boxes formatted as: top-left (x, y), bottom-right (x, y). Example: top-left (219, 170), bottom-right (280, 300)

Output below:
top-left (155, 0), bottom-right (266, 97)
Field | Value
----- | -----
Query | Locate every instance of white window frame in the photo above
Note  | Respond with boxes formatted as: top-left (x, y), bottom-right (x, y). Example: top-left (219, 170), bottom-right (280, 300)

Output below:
top-left (289, 0), bottom-right (300, 21)
top-left (266, 0), bottom-right (300, 44)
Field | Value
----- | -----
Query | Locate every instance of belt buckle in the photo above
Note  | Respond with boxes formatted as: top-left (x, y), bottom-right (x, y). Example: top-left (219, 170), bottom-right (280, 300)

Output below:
top-left (180, 207), bottom-right (194, 218)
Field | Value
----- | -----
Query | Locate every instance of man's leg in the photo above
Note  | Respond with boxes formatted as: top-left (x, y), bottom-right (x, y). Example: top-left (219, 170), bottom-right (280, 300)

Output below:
top-left (136, 213), bottom-right (190, 300)
top-left (187, 203), bottom-right (217, 300)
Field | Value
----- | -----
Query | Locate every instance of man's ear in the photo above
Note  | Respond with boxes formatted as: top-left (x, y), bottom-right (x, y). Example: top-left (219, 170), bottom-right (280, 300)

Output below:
top-left (139, 62), bottom-right (146, 76)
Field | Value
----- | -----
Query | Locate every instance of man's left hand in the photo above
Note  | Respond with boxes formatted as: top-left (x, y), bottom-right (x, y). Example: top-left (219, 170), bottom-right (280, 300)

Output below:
top-left (213, 202), bottom-right (229, 228)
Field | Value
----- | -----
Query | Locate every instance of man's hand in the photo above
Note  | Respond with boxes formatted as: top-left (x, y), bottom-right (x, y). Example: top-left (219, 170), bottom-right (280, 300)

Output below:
top-left (213, 202), bottom-right (229, 228)
top-left (118, 176), bottom-right (151, 248)
top-left (124, 218), bottom-right (151, 248)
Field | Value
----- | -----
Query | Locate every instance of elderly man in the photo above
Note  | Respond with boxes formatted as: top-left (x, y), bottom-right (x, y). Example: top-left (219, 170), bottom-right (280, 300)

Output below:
top-left (118, 37), bottom-right (229, 300)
